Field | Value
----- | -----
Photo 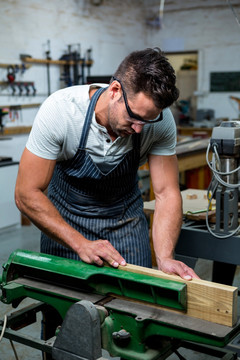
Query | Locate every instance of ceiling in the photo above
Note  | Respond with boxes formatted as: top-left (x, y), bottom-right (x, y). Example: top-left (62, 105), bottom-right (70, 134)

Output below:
top-left (143, 0), bottom-right (240, 13)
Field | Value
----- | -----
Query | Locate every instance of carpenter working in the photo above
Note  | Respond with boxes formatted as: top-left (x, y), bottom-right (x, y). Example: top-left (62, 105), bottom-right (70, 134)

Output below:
top-left (15, 47), bottom-right (198, 280)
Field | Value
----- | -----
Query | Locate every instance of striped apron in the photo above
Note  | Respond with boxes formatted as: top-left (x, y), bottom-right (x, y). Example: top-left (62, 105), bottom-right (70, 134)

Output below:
top-left (41, 88), bottom-right (151, 267)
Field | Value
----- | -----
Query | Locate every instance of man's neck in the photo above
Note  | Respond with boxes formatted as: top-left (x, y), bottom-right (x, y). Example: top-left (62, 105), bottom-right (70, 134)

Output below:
top-left (93, 88), bottom-right (107, 125)
top-left (90, 87), bottom-right (118, 142)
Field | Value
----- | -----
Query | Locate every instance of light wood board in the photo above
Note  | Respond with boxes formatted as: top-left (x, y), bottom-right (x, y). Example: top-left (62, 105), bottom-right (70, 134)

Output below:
top-left (144, 189), bottom-right (216, 220)
top-left (181, 188), bottom-right (215, 215)
top-left (118, 263), bottom-right (238, 327)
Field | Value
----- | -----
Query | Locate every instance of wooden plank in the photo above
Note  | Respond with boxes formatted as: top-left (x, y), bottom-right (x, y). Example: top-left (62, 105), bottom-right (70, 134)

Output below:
top-left (178, 152), bottom-right (207, 172)
top-left (118, 263), bottom-right (238, 327)
top-left (3, 126), bottom-right (32, 135)
top-left (140, 138), bottom-right (210, 173)
top-left (177, 126), bottom-right (213, 137)
top-left (22, 57), bottom-right (93, 66)
top-left (0, 103), bottom-right (41, 109)
top-left (0, 63), bottom-right (31, 69)
top-left (144, 189), bottom-right (216, 216)
top-left (182, 189), bottom-right (215, 214)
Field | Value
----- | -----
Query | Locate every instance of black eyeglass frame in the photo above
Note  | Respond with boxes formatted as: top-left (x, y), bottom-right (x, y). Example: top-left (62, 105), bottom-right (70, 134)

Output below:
top-left (112, 76), bottom-right (163, 123)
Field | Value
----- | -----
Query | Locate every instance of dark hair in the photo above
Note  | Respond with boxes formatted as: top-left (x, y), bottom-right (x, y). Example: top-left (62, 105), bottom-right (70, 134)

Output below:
top-left (111, 47), bottom-right (179, 109)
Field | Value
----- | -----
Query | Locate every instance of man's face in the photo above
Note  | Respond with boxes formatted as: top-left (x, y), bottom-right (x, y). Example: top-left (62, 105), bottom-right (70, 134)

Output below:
top-left (107, 83), bottom-right (161, 138)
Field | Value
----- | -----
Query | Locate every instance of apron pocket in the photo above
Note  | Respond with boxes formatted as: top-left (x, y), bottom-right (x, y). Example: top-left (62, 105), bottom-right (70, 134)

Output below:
top-left (66, 187), bottom-right (124, 218)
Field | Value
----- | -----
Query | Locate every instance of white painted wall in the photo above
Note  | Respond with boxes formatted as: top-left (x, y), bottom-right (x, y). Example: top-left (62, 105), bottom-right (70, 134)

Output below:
top-left (0, 0), bottom-right (146, 128)
top-left (0, 0), bottom-right (147, 160)
top-left (0, 163), bottom-right (21, 229)
top-left (0, 134), bottom-right (28, 161)
top-left (0, 0), bottom-right (240, 141)
top-left (144, 0), bottom-right (240, 120)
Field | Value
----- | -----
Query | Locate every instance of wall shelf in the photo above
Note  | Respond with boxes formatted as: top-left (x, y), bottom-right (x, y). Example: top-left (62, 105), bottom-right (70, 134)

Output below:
top-left (0, 63), bottom-right (31, 69)
top-left (2, 126), bottom-right (32, 135)
top-left (0, 103), bottom-right (41, 109)
top-left (21, 56), bottom-right (93, 66)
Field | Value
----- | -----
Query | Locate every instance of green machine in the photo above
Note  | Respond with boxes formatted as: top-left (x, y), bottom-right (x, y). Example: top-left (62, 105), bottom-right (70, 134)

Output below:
top-left (0, 249), bottom-right (240, 359)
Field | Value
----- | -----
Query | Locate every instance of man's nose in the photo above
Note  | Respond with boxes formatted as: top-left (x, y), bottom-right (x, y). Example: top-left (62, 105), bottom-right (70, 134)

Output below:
top-left (131, 123), bottom-right (144, 133)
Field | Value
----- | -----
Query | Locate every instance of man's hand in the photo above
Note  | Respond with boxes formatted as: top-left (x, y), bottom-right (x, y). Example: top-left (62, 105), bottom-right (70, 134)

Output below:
top-left (158, 258), bottom-right (200, 280)
top-left (76, 238), bottom-right (126, 268)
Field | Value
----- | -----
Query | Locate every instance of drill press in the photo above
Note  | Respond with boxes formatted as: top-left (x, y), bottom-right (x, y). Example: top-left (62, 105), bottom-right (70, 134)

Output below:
top-left (207, 120), bottom-right (240, 238)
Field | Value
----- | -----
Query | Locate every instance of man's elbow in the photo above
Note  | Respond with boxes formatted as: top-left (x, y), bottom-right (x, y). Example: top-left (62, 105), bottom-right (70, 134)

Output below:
top-left (15, 187), bottom-right (24, 213)
top-left (15, 183), bottom-right (29, 215)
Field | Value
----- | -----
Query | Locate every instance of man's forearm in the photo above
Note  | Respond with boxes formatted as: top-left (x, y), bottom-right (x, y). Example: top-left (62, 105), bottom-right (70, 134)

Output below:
top-left (15, 189), bottom-right (87, 252)
top-left (15, 189), bottom-right (126, 267)
top-left (151, 193), bottom-right (182, 269)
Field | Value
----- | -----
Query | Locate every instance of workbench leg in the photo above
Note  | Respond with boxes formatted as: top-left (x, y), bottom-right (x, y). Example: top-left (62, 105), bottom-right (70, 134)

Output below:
top-left (42, 307), bottom-right (62, 360)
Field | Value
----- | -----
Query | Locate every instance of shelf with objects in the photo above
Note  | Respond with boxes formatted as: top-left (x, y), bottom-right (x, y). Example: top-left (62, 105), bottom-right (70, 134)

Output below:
top-left (0, 44), bottom-right (94, 135)
top-left (20, 44), bottom-right (94, 94)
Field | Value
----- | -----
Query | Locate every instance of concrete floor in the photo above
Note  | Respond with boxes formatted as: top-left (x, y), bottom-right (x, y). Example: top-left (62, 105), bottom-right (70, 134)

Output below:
top-left (0, 224), bottom-right (239, 360)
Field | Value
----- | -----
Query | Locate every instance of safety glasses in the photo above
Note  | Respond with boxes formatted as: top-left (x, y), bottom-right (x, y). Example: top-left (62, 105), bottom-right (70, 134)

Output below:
top-left (113, 76), bottom-right (163, 123)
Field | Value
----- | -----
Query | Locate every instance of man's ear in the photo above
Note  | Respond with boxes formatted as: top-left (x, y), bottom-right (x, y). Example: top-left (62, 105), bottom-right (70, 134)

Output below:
top-left (109, 80), bottom-right (121, 100)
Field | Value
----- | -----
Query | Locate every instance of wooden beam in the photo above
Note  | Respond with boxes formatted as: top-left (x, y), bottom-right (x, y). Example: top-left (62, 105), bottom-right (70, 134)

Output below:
top-left (178, 152), bottom-right (207, 172)
top-left (3, 126), bottom-right (32, 135)
top-left (0, 103), bottom-right (41, 109)
top-left (118, 263), bottom-right (238, 327)
top-left (22, 57), bottom-right (93, 66)
top-left (0, 63), bottom-right (31, 69)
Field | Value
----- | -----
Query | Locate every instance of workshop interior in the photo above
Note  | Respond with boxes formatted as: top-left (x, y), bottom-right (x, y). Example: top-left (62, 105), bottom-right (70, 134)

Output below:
top-left (1, 0), bottom-right (240, 359)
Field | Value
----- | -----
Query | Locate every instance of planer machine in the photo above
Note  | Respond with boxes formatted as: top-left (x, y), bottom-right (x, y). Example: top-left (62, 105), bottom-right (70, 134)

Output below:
top-left (0, 249), bottom-right (240, 360)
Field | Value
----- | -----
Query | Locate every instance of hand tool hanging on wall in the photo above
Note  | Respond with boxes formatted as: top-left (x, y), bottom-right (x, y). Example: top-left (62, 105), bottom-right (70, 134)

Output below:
top-left (86, 48), bottom-right (93, 78)
top-left (9, 106), bottom-right (20, 122)
top-left (7, 65), bottom-right (15, 83)
top-left (5, 81), bottom-right (37, 96)
top-left (72, 44), bottom-right (80, 85)
top-left (59, 48), bottom-right (73, 87)
top-left (1, 62), bottom-right (29, 87)
top-left (79, 46), bottom-right (93, 85)
top-left (59, 44), bottom-right (93, 86)
top-left (2, 62), bottom-right (33, 95)
top-left (0, 107), bottom-right (9, 133)
top-left (44, 40), bottom-right (51, 96)
top-left (59, 44), bottom-right (81, 86)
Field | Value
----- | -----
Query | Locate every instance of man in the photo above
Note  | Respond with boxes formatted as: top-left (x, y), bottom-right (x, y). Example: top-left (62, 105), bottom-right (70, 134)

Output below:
top-left (15, 47), bottom-right (198, 280)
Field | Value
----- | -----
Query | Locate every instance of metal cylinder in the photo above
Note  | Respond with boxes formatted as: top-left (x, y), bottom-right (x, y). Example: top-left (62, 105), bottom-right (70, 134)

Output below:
top-left (220, 157), bottom-right (239, 184)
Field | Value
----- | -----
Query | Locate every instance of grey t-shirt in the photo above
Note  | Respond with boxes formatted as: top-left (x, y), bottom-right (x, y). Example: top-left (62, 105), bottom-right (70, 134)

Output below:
top-left (26, 84), bottom-right (177, 172)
